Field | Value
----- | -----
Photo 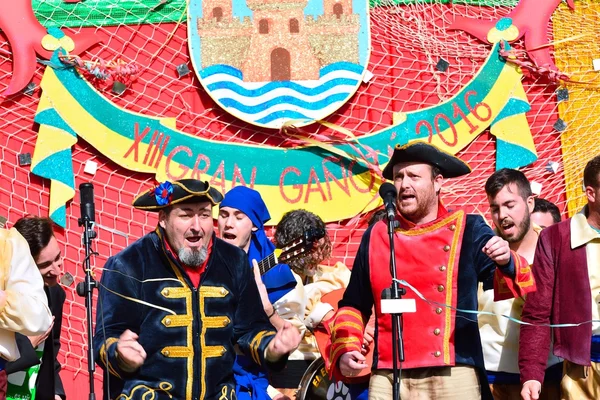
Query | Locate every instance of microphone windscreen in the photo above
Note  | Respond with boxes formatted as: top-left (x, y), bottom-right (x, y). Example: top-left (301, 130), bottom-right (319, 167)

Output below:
top-left (378, 182), bottom-right (397, 200)
top-left (79, 183), bottom-right (95, 223)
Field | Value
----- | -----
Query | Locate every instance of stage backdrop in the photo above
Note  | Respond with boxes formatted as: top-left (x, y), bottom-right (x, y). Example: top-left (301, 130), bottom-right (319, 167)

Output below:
top-left (1, 0), bottom-right (599, 397)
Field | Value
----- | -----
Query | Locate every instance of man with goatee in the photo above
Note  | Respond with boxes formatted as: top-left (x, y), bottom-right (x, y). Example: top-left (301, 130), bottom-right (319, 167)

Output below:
top-left (93, 179), bottom-right (300, 400)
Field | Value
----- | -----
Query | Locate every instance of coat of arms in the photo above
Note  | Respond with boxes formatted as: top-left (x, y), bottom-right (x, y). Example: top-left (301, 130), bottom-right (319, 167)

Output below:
top-left (188, 0), bottom-right (370, 129)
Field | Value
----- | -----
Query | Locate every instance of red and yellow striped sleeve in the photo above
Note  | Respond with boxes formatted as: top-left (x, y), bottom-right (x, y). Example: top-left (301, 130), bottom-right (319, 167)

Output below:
top-left (323, 306), bottom-right (365, 380)
top-left (494, 250), bottom-right (536, 300)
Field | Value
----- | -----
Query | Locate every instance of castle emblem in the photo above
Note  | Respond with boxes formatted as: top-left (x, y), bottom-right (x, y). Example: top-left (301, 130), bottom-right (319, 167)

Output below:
top-left (188, 0), bottom-right (370, 128)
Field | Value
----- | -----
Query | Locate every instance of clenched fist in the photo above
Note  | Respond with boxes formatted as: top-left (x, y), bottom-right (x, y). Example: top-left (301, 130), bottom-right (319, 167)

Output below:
top-left (116, 329), bottom-right (147, 372)
top-left (482, 236), bottom-right (511, 266)
top-left (521, 380), bottom-right (541, 400)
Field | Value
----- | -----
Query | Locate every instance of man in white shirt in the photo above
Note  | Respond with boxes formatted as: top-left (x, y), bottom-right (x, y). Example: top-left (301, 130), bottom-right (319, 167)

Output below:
top-left (479, 169), bottom-right (562, 399)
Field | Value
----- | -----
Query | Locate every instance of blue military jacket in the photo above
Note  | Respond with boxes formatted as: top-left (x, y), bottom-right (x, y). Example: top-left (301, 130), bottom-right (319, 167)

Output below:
top-left (93, 229), bottom-right (283, 400)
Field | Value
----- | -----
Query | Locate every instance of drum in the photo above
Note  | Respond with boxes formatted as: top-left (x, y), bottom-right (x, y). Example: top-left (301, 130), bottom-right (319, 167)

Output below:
top-left (296, 358), bottom-right (355, 400)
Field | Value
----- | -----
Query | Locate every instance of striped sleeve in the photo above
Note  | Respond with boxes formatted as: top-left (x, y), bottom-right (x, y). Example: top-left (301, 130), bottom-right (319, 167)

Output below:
top-left (325, 306), bottom-right (365, 381)
top-left (494, 250), bottom-right (536, 300)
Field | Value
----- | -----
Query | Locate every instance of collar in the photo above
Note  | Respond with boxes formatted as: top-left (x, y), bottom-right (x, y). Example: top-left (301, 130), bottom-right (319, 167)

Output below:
top-left (571, 206), bottom-right (600, 249)
top-left (397, 201), bottom-right (449, 230)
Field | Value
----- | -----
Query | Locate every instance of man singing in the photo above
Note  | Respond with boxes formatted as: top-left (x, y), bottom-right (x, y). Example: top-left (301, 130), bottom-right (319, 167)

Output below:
top-left (218, 186), bottom-right (299, 400)
top-left (478, 169), bottom-right (561, 399)
top-left (93, 179), bottom-right (301, 400)
top-left (328, 143), bottom-right (535, 400)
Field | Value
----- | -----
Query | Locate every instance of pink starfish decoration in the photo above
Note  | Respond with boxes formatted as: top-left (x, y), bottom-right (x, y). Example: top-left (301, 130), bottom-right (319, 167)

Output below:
top-left (0, 0), bottom-right (100, 96)
top-left (450, 0), bottom-right (575, 74)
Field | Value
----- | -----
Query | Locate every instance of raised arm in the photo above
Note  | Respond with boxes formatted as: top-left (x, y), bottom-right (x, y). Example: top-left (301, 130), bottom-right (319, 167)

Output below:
top-left (469, 215), bottom-right (534, 298)
top-left (236, 256), bottom-right (299, 371)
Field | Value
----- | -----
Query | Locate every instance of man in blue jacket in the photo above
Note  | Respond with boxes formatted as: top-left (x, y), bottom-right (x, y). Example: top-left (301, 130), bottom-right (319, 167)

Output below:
top-left (93, 179), bottom-right (301, 400)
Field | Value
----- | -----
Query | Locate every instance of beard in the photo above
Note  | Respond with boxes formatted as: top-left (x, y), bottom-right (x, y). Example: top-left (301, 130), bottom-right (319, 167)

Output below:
top-left (503, 214), bottom-right (531, 244)
top-left (397, 192), bottom-right (437, 223)
top-left (179, 246), bottom-right (208, 267)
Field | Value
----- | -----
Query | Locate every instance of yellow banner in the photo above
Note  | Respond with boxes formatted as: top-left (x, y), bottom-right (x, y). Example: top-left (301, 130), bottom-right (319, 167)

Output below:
top-left (33, 43), bottom-right (535, 227)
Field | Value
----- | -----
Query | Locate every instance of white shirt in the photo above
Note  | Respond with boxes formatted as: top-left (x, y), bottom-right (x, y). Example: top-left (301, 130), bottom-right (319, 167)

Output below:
top-left (478, 225), bottom-right (561, 373)
top-left (0, 228), bottom-right (52, 361)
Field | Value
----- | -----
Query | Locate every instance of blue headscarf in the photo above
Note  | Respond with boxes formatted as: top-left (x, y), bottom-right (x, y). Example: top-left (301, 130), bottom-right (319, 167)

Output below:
top-left (220, 186), bottom-right (296, 304)
top-left (222, 187), bottom-right (297, 400)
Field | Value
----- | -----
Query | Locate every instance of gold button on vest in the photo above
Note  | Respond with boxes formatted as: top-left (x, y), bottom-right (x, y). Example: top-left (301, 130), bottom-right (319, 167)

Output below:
top-left (437, 285), bottom-right (445, 292)
top-left (434, 328), bottom-right (441, 336)
top-left (435, 307), bottom-right (443, 314)
top-left (434, 351), bottom-right (441, 357)
top-left (443, 245), bottom-right (451, 252)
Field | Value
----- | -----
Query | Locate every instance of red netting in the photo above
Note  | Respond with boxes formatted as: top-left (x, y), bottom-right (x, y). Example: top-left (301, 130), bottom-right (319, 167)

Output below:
top-left (0, 2), bottom-right (571, 396)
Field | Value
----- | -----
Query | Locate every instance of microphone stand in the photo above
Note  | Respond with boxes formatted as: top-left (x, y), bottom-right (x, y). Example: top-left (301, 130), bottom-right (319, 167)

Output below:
top-left (76, 216), bottom-right (98, 400)
top-left (382, 215), bottom-right (404, 400)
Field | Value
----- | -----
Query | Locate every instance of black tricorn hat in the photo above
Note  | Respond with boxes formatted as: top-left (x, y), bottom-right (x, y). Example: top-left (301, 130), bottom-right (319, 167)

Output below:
top-left (382, 142), bottom-right (471, 180)
top-left (132, 179), bottom-right (224, 211)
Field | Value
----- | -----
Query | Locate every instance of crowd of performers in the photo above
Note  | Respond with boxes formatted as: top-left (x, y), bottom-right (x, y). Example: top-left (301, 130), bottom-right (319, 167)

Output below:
top-left (1, 142), bottom-right (599, 400)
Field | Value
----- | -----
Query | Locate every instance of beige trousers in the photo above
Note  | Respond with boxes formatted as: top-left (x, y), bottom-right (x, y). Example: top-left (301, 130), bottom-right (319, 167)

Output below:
top-left (560, 360), bottom-right (600, 400)
top-left (368, 365), bottom-right (481, 400)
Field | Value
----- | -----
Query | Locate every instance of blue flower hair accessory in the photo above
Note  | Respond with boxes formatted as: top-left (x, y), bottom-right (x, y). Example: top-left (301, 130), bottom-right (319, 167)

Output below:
top-left (151, 181), bottom-right (173, 206)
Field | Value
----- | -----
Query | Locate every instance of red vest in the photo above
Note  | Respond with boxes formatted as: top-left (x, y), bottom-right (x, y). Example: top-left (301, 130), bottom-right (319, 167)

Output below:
top-left (369, 210), bottom-right (466, 369)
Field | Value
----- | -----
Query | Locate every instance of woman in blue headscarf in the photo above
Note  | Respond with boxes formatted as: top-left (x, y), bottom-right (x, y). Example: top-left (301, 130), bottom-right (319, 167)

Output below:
top-left (218, 186), bottom-right (301, 400)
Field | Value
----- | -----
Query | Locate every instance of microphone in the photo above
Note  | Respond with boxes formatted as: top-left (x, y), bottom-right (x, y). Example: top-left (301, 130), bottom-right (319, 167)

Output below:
top-left (79, 183), bottom-right (96, 225)
top-left (378, 182), bottom-right (397, 221)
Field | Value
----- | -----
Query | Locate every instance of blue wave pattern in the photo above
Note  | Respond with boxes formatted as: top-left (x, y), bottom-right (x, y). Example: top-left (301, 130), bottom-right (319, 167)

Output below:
top-left (200, 62), bottom-right (363, 127)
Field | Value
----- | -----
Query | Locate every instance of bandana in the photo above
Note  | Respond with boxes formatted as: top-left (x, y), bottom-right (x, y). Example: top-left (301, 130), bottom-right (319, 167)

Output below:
top-left (221, 187), bottom-right (296, 303)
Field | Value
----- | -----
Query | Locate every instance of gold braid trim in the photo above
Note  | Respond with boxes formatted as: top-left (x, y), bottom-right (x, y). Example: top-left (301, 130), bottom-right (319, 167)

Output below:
top-left (99, 337), bottom-right (122, 378)
top-left (116, 382), bottom-right (173, 400)
top-left (249, 330), bottom-right (276, 365)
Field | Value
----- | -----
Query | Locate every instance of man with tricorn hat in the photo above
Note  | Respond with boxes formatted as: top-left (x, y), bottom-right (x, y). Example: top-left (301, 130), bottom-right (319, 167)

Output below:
top-left (326, 143), bottom-right (535, 399)
top-left (93, 179), bottom-right (301, 400)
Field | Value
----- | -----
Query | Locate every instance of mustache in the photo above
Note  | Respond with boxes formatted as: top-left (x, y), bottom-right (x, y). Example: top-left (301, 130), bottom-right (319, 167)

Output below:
top-left (500, 218), bottom-right (515, 227)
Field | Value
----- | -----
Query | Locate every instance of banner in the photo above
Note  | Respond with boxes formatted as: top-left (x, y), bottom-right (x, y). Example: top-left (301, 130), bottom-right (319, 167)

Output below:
top-left (33, 37), bottom-right (536, 227)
